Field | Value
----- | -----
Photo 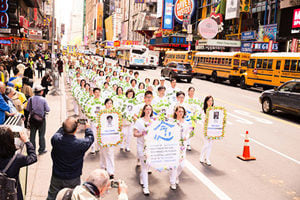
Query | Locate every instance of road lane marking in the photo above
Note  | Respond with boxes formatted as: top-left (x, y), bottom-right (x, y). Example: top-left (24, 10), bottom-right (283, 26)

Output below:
top-left (240, 134), bottom-right (300, 165)
top-left (234, 110), bottom-right (273, 124)
top-left (185, 160), bottom-right (232, 200)
top-left (228, 113), bottom-right (253, 125)
top-left (213, 96), bottom-right (300, 129)
top-left (227, 121), bottom-right (233, 125)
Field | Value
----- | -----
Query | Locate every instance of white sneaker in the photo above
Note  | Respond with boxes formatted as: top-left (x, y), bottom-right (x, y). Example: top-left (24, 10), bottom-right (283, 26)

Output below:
top-left (125, 148), bottom-right (131, 152)
top-left (206, 159), bottom-right (212, 166)
top-left (148, 169), bottom-right (152, 174)
top-left (187, 145), bottom-right (192, 151)
top-left (200, 157), bottom-right (205, 163)
top-left (170, 184), bottom-right (177, 190)
top-left (136, 159), bottom-right (141, 167)
top-left (143, 187), bottom-right (150, 195)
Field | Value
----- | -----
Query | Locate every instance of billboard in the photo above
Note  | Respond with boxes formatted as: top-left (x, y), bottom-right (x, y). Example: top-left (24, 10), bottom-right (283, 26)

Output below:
top-left (292, 8), bottom-right (300, 29)
top-left (225, 0), bottom-right (240, 20)
top-left (105, 16), bottom-right (113, 41)
top-left (162, 0), bottom-right (174, 30)
top-left (174, 0), bottom-right (195, 23)
top-left (97, 2), bottom-right (103, 40)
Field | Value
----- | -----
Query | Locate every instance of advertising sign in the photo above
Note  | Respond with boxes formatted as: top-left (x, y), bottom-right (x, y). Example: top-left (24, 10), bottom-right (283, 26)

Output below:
top-left (157, 0), bottom-right (163, 18)
top-left (291, 38), bottom-right (298, 52)
top-left (292, 8), bottom-right (300, 29)
top-left (225, 0), bottom-right (240, 20)
top-left (174, 0), bottom-right (195, 23)
top-left (257, 24), bottom-right (277, 42)
top-left (241, 31), bottom-right (256, 40)
top-left (144, 120), bottom-right (180, 170)
top-left (0, 0), bottom-right (8, 29)
top-left (105, 16), bottom-right (114, 41)
top-left (162, 0), bottom-right (174, 30)
top-left (97, 110), bottom-right (123, 147)
top-left (203, 107), bottom-right (227, 140)
top-left (252, 42), bottom-right (278, 51)
top-left (241, 42), bottom-right (253, 53)
top-left (96, 2), bottom-right (103, 40)
top-left (198, 18), bottom-right (218, 39)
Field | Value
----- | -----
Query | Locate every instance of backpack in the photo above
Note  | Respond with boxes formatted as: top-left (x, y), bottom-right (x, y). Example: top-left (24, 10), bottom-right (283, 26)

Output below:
top-left (0, 153), bottom-right (18, 200)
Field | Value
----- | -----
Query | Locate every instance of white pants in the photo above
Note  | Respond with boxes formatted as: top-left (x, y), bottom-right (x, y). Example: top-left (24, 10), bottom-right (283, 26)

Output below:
top-left (90, 122), bottom-right (100, 152)
top-left (169, 160), bottom-right (185, 185)
top-left (200, 138), bottom-right (213, 161)
top-left (100, 147), bottom-right (115, 175)
top-left (73, 100), bottom-right (79, 115)
top-left (121, 125), bottom-right (132, 149)
top-left (139, 155), bottom-right (149, 188)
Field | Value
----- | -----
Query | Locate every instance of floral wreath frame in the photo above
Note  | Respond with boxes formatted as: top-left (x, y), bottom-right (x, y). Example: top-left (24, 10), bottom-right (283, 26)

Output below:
top-left (203, 106), bottom-right (227, 140)
top-left (97, 109), bottom-right (123, 147)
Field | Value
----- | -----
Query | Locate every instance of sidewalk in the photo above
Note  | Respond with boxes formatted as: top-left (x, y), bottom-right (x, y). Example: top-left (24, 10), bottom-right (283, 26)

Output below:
top-left (25, 75), bottom-right (66, 200)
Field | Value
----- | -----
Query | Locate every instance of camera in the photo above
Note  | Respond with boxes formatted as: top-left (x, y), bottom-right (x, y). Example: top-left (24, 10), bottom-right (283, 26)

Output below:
top-left (110, 180), bottom-right (119, 188)
top-left (77, 118), bottom-right (87, 125)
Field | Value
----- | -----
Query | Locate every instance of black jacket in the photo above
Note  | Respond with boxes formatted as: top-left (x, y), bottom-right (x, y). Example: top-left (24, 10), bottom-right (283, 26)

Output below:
top-left (51, 128), bottom-right (94, 180)
top-left (0, 142), bottom-right (37, 200)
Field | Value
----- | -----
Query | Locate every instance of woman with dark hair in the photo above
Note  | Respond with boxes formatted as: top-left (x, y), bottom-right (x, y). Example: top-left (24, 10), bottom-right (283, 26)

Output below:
top-left (121, 89), bottom-right (136, 152)
top-left (0, 126), bottom-right (37, 200)
top-left (41, 73), bottom-right (52, 97)
top-left (133, 104), bottom-right (153, 195)
top-left (200, 95), bottom-right (214, 166)
top-left (99, 98), bottom-right (116, 180)
top-left (169, 106), bottom-right (192, 190)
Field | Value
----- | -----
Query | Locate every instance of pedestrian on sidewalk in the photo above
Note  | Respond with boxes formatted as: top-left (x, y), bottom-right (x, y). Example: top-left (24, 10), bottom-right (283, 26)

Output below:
top-left (56, 169), bottom-right (128, 200)
top-left (41, 73), bottom-right (52, 97)
top-left (0, 126), bottom-right (37, 200)
top-left (26, 85), bottom-right (50, 155)
top-left (0, 82), bottom-right (11, 125)
top-left (46, 117), bottom-right (94, 200)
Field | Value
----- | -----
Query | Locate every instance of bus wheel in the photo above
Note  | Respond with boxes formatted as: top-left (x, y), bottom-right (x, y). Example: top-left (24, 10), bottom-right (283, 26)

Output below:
top-left (187, 78), bottom-right (192, 83)
top-left (262, 98), bottom-right (273, 114)
top-left (229, 79), bottom-right (238, 86)
top-left (211, 72), bottom-right (218, 83)
top-left (240, 77), bottom-right (248, 89)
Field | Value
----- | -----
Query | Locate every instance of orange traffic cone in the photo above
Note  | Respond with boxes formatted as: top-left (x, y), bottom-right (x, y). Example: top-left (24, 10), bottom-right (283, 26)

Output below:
top-left (237, 131), bottom-right (256, 161)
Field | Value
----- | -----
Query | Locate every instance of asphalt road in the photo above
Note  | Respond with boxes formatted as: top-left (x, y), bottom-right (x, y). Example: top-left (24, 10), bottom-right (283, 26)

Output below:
top-left (66, 63), bottom-right (300, 200)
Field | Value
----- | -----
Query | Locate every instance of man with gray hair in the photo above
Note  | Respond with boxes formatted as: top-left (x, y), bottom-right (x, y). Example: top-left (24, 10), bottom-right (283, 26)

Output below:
top-left (56, 169), bottom-right (128, 200)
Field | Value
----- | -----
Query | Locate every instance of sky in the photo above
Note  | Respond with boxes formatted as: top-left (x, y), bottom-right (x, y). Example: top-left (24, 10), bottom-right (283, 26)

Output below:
top-left (55, 0), bottom-right (74, 45)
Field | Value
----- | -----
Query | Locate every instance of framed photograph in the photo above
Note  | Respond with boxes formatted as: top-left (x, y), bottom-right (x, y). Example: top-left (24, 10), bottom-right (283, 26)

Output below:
top-left (97, 109), bottom-right (123, 147)
top-left (203, 107), bottom-right (227, 140)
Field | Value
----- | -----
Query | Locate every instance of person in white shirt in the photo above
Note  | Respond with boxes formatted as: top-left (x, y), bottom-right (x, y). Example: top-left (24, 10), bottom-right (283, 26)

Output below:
top-left (152, 86), bottom-right (167, 106)
top-left (166, 79), bottom-right (179, 103)
top-left (169, 106), bottom-right (192, 190)
top-left (200, 96), bottom-right (215, 166)
top-left (168, 91), bottom-right (188, 117)
top-left (133, 104), bottom-right (153, 195)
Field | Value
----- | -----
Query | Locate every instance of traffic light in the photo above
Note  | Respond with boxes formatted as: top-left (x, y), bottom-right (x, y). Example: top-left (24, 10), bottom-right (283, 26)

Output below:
top-left (7, 0), bottom-right (18, 29)
top-left (240, 0), bottom-right (250, 12)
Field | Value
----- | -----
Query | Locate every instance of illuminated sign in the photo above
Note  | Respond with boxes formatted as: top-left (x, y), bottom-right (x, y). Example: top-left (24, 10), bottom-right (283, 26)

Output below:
top-left (162, 0), bottom-right (174, 30)
top-left (174, 0), bottom-right (195, 23)
top-left (292, 8), bottom-right (300, 29)
top-left (114, 40), bottom-right (120, 47)
top-left (0, 0), bottom-right (9, 28)
top-left (252, 42), bottom-right (278, 51)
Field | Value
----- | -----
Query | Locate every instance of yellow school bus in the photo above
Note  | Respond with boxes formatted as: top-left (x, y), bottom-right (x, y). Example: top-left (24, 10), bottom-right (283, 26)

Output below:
top-left (163, 51), bottom-right (196, 66)
top-left (241, 53), bottom-right (300, 89)
top-left (193, 52), bottom-right (250, 85)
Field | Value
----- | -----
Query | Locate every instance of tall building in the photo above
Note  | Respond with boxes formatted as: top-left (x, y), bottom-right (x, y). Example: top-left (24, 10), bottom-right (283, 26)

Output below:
top-left (68, 0), bottom-right (84, 45)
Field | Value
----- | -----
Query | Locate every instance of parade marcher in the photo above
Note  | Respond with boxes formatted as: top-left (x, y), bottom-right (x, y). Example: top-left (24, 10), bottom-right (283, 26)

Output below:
top-left (120, 89), bottom-right (136, 152)
top-left (199, 96), bottom-right (215, 166)
top-left (47, 117), bottom-right (94, 200)
top-left (133, 104), bottom-right (154, 195)
top-left (0, 126), bottom-right (37, 200)
top-left (169, 106), bottom-right (192, 190)
top-left (166, 79), bottom-right (180, 103)
top-left (99, 98), bottom-right (116, 179)
top-left (152, 86), bottom-right (167, 105)
top-left (85, 88), bottom-right (102, 154)
top-left (26, 85), bottom-right (50, 154)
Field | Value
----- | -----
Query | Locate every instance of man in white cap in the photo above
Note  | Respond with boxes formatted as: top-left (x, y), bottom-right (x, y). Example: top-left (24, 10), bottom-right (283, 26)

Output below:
top-left (26, 84), bottom-right (50, 154)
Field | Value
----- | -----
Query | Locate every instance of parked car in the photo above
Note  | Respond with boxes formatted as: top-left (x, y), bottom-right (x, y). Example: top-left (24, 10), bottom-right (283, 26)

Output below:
top-left (259, 79), bottom-right (300, 116)
top-left (161, 62), bottom-right (194, 83)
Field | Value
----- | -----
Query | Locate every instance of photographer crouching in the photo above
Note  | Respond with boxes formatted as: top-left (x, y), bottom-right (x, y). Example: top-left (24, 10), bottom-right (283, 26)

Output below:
top-left (46, 117), bottom-right (94, 200)
top-left (56, 169), bottom-right (128, 200)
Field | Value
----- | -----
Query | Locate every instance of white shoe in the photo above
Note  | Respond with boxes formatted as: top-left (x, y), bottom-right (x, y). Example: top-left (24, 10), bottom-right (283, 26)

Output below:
top-left (136, 159), bottom-right (141, 167)
top-left (187, 145), bottom-right (191, 151)
top-left (200, 157), bottom-right (205, 163)
top-left (125, 148), bottom-right (131, 152)
top-left (90, 151), bottom-right (95, 155)
top-left (170, 184), bottom-right (177, 190)
top-left (143, 187), bottom-right (150, 195)
top-left (206, 159), bottom-right (212, 166)
top-left (148, 169), bottom-right (152, 174)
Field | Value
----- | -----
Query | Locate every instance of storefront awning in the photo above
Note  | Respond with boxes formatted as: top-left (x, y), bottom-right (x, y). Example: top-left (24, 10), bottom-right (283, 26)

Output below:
top-left (195, 39), bottom-right (241, 50)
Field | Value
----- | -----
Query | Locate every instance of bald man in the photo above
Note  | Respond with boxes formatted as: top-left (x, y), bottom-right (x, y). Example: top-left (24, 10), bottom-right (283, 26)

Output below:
top-left (0, 82), bottom-right (11, 124)
top-left (56, 169), bottom-right (128, 200)
top-left (47, 117), bottom-right (94, 200)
